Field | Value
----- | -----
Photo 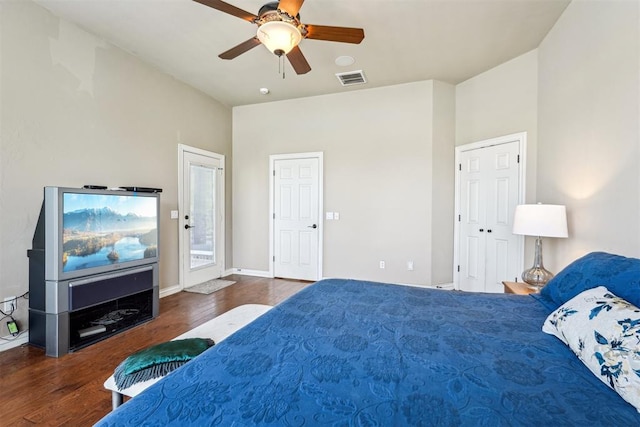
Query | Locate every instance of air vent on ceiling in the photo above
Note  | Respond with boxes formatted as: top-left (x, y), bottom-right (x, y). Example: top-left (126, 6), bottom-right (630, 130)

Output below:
top-left (335, 70), bottom-right (367, 87)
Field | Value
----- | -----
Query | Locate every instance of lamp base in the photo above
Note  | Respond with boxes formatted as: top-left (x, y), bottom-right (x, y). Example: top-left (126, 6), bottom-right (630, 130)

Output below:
top-left (521, 266), bottom-right (554, 290)
top-left (521, 236), bottom-right (554, 290)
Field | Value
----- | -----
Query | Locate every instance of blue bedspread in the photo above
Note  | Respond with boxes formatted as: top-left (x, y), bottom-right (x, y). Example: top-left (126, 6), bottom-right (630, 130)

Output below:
top-left (96, 279), bottom-right (640, 426)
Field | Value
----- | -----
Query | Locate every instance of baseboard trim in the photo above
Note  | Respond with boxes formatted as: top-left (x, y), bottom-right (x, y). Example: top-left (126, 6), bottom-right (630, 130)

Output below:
top-left (160, 284), bottom-right (182, 298)
top-left (434, 282), bottom-right (455, 290)
top-left (0, 334), bottom-right (29, 352)
top-left (394, 282), bottom-right (455, 290)
top-left (230, 268), bottom-right (272, 278)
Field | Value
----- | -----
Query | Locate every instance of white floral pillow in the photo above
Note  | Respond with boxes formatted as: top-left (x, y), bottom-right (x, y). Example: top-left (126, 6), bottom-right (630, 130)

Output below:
top-left (543, 286), bottom-right (640, 412)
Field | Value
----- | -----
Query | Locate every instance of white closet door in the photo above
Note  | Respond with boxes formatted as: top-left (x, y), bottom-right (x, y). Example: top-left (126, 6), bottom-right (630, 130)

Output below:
top-left (458, 141), bottom-right (520, 293)
top-left (273, 157), bottom-right (320, 281)
top-left (459, 151), bottom-right (486, 292)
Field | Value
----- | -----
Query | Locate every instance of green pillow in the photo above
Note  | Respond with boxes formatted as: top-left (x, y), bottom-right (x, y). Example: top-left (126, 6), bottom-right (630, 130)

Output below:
top-left (113, 338), bottom-right (215, 390)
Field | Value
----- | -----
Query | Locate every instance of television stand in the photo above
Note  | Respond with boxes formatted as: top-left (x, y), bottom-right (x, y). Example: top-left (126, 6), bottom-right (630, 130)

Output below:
top-left (27, 258), bottom-right (159, 357)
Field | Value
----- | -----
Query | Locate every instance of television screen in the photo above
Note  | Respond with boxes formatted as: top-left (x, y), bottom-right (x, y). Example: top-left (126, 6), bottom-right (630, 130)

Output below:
top-left (61, 192), bottom-right (158, 273)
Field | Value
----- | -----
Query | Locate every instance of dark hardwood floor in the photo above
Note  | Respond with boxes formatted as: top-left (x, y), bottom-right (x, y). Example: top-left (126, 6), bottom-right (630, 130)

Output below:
top-left (0, 275), bottom-right (310, 426)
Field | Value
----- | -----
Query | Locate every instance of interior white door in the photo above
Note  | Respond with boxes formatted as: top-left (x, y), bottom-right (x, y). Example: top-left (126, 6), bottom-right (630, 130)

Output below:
top-left (459, 153), bottom-right (486, 292)
top-left (273, 157), bottom-right (320, 281)
top-left (180, 149), bottom-right (224, 288)
top-left (458, 141), bottom-right (520, 293)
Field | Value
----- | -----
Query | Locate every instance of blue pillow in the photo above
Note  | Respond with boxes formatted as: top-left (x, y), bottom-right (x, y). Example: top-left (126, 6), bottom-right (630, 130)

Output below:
top-left (534, 252), bottom-right (640, 311)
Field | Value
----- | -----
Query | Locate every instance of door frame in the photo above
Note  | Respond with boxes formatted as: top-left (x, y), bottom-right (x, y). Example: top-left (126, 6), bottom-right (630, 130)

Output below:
top-left (452, 132), bottom-right (527, 290)
top-left (177, 144), bottom-right (226, 289)
top-left (269, 152), bottom-right (324, 280)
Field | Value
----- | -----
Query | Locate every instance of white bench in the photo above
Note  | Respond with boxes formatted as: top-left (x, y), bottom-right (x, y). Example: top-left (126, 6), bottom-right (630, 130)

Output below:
top-left (103, 304), bottom-right (273, 410)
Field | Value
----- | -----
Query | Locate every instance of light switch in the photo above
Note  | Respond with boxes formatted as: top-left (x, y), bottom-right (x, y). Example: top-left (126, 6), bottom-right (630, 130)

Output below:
top-left (326, 212), bottom-right (334, 220)
top-left (170, 210), bottom-right (179, 219)
top-left (334, 212), bottom-right (340, 220)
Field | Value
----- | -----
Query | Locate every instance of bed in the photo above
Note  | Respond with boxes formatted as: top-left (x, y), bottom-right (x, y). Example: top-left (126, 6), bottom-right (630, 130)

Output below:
top-left (96, 252), bottom-right (640, 425)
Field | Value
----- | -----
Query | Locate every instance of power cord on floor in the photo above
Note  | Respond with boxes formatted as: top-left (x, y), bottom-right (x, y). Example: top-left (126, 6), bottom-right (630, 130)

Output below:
top-left (0, 327), bottom-right (28, 342)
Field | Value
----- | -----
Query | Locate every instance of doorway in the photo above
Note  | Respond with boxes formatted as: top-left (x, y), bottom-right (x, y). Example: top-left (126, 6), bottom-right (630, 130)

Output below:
top-left (453, 133), bottom-right (526, 293)
top-left (269, 152), bottom-right (323, 281)
top-left (178, 145), bottom-right (225, 288)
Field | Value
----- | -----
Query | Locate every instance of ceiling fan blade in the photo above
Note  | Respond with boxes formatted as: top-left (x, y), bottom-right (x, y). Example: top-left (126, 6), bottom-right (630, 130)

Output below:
top-left (194, 0), bottom-right (257, 22)
top-left (278, 0), bottom-right (304, 17)
top-left (219, 37), bottom-right (261, 60)
top-left (305, 24), bottom-right (365, 44)
top-left (286, 46), bottom-right (311, 75)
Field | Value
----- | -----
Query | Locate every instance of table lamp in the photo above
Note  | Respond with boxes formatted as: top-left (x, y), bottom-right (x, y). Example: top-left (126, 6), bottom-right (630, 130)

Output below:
top-left (512, 204), bottom-right (568, 290)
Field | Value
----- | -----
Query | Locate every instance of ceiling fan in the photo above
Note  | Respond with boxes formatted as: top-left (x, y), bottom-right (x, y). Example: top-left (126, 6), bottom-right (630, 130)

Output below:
top-left (194, 0), bottom-right (365, 75)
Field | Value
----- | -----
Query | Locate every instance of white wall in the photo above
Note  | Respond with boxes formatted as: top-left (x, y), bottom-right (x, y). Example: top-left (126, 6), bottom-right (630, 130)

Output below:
top-left (537, 0), bottom-right (640, 269)
top-left (233, 81), bottom-right (455, 285)
top-left (431, 81), bottom-right (456, 284)
top-left (456, 49), bottom-right (539, 201)
top-left (0, 1), bottom-right (232, 336)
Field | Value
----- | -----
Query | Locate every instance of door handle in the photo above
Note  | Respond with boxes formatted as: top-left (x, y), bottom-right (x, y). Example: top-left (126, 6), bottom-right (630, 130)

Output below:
top-left (308, 224), bottom-right (317, 229)
top-left (479, 228), bottom-right (484, 232)
top-left (487, 229), bottom-right (492, 233)
top-left (185, 224), bottom-right (195, 230)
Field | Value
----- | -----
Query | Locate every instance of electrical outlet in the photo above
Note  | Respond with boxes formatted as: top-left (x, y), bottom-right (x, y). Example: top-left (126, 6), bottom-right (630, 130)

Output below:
top-left (3, 296), bottom-right (15, 313)
top-left (379, 261), bottom-right (385, 269)
top-left (407, 261), bottom-right (414, 271)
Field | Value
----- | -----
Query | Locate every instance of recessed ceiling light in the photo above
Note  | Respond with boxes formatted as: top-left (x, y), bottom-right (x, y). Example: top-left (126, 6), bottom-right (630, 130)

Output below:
top-left (335, 56), bottom-right (355, 67)
top-left (259, 87), bottom-right (270, 95)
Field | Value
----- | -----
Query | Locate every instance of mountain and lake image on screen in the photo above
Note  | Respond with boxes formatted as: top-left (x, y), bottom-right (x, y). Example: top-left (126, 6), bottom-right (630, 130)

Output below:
top-left (62, 193), bottom-right (158, 272)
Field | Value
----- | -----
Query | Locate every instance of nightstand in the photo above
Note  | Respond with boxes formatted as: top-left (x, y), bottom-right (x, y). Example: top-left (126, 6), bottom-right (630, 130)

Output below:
top-left (502, 281), bottom-right (539, 295)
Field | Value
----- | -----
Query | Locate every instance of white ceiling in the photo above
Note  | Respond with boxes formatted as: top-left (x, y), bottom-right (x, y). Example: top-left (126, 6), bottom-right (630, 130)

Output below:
top-left (34, 0), bottom-right (571, 107)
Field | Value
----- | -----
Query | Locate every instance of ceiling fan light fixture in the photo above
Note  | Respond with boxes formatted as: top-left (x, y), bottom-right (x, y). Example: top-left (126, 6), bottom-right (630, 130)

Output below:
top-left (257, 21), bottom-right (302, 56)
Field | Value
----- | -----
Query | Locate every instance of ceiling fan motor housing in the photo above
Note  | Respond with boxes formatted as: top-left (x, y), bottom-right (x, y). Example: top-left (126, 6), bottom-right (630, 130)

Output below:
top-left (255, 2), bottom-right (307, 38)
top-left (258, 2), bottom-right (300, 20)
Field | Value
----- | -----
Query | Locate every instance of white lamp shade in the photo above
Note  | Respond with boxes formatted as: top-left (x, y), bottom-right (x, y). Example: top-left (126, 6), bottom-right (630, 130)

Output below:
top-left (257, 21), bottom-right (302, 55)
top-left (512, 204), bottom-right (568, 238)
